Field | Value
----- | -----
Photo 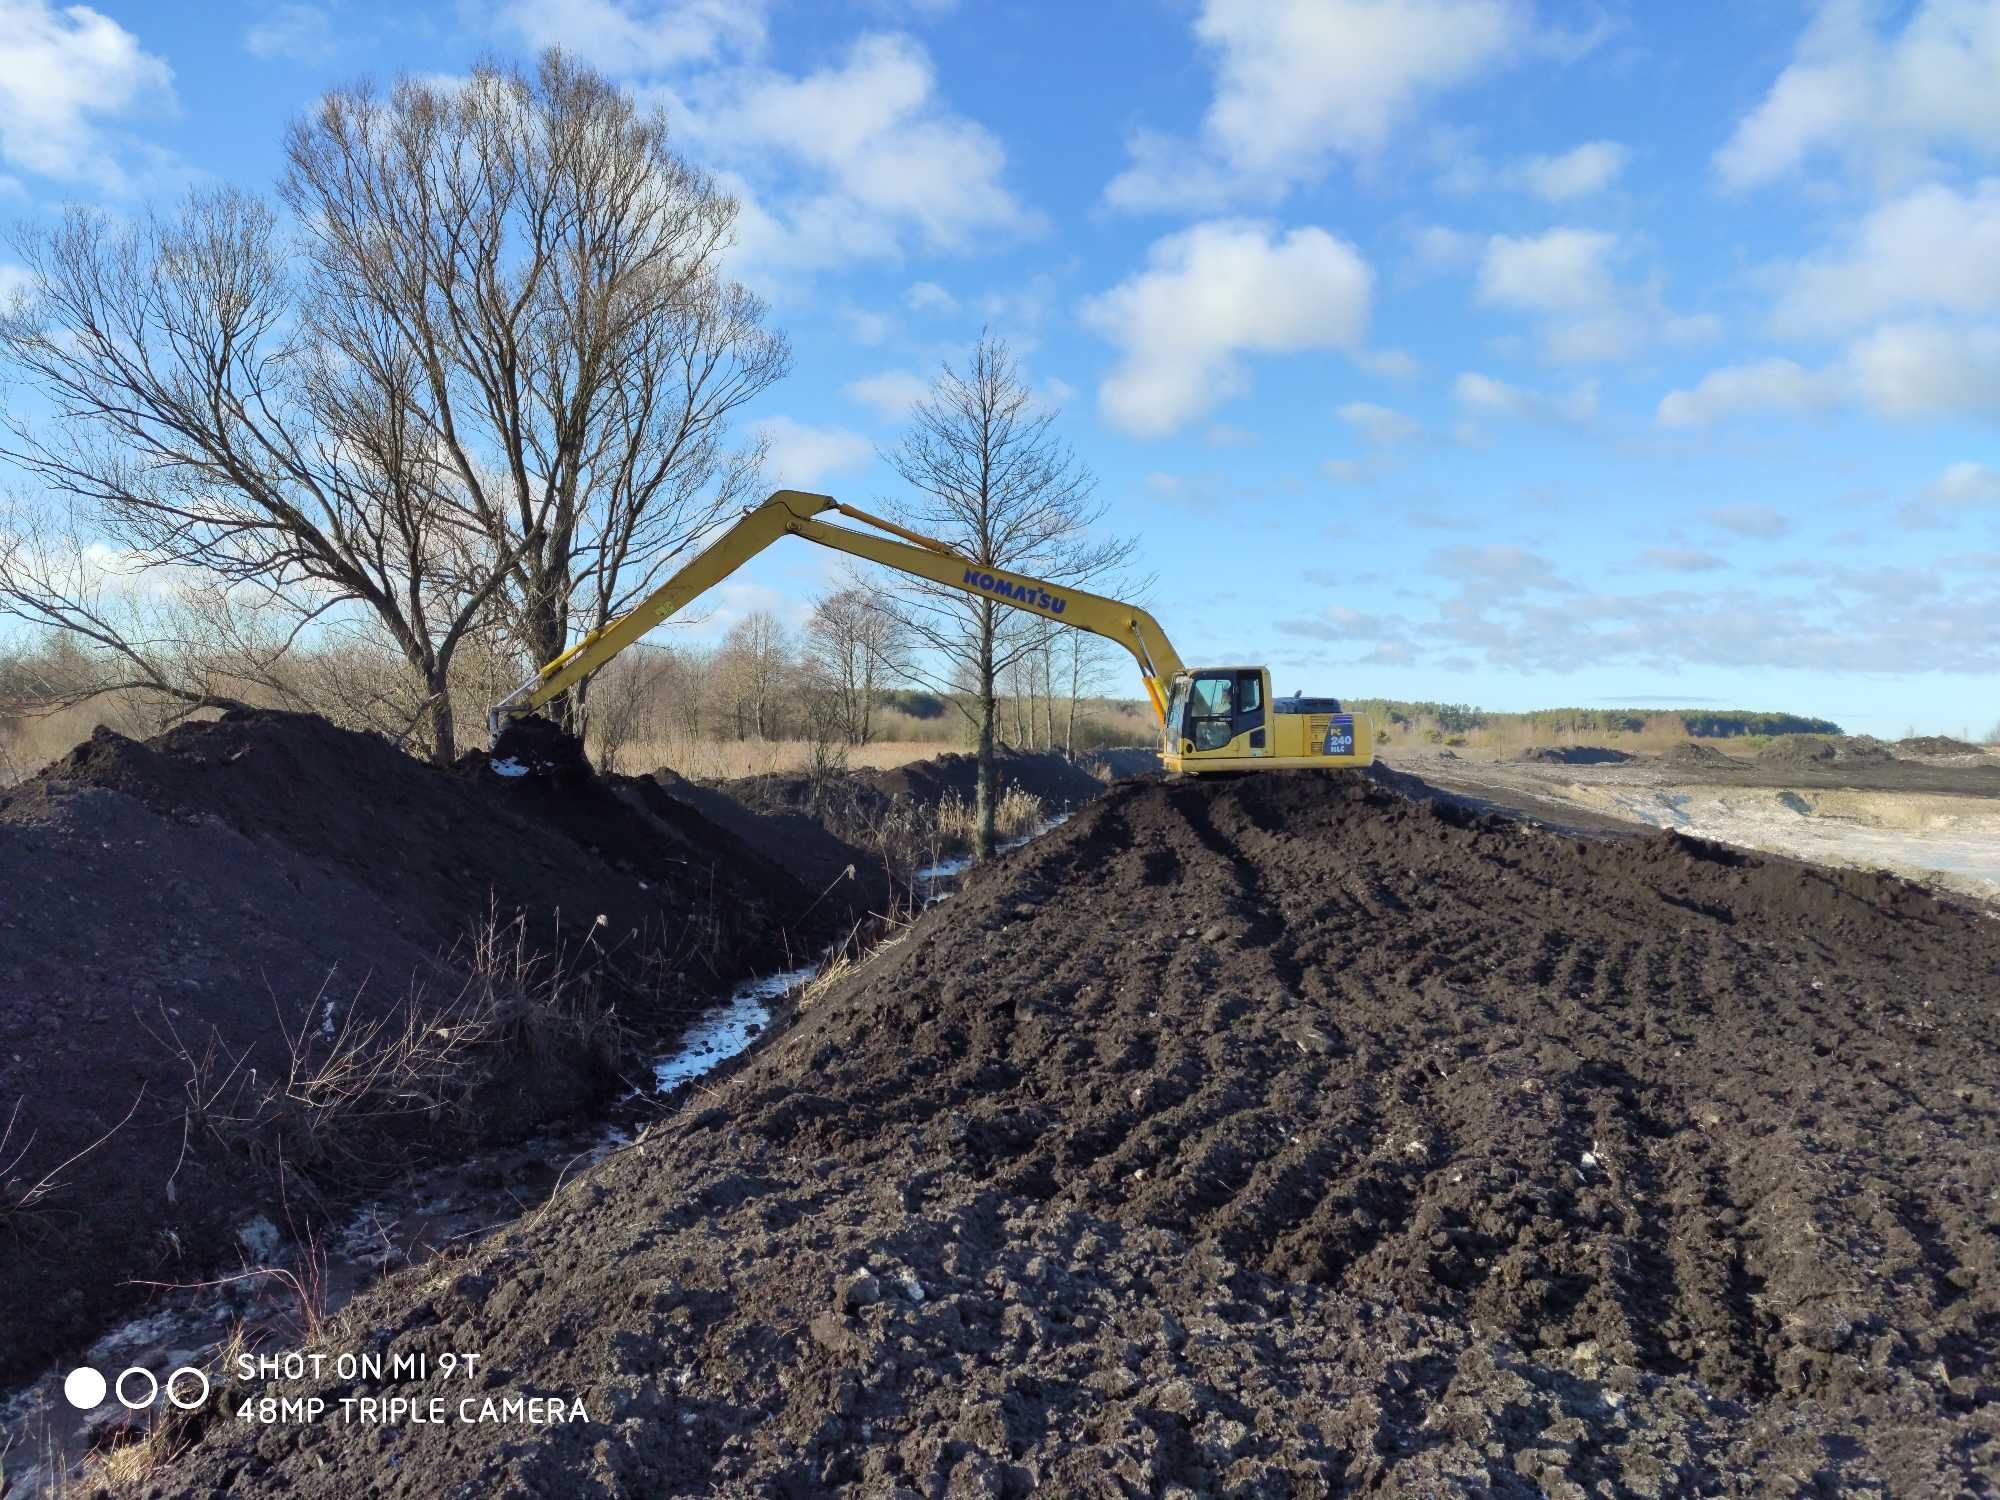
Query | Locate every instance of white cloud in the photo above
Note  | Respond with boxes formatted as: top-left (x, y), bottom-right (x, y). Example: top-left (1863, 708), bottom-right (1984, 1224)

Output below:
top-left (1703, 504), bottom-right (1792, 540)
top-left (1847, 320), bottom-right (2000, 419)
top-left (837, 303), bottom-right (896, 345)
top-left (667, 33), bottom-right (1040, 276)
top-left (1337, 401), bottom-right (1419, 446)
top-left (0, 0), bottom-right (174, 189)
top-left (1417, 565), bottom-right (1999, 675)
top-left (1478, 227), bottom-right (1618, 313)
top-left (1899, 460), bottom-right (2000, 528)
top-left (1642, 547), bottom-right (1726, 573)
top-left (1658, 324), bottom-right (2000, 426)
top-left (842, 370), bottom-right (930, 421)
top-left (492, 0), bottom-right (765, 73)
top-left (1716, 0), bottom-right (2000, 191)
top-left (1082, 220), bottom-right (1373, 438)
top-left (1428, 542), bottom-right (1570, 596)
top-left (752, 417), bottom-right (871, 489)
top-left (245, 4), bottom-right (334, 62)
top-left (1355, 347), bottom-right (1422, 379)
top-left (1474, 227), bottom-right (1717, 363)
top-left (1655, 358), bottom-right (1837, 428)
top-left (904, 280), bottom-right (957, 314)
top-left (1518, 139), bottom-right (1630, 200)
top-left (1105, 0), bottom-right (1530, 211)
top-left (1771, 179), bottom-right (2000, 336)
top-left (1931, 461), bottom-right (2000, 508)
top-left (1411, 224), bottom-right (1483, 272)
top-left (1453, 371), bottom-right (1598, 423)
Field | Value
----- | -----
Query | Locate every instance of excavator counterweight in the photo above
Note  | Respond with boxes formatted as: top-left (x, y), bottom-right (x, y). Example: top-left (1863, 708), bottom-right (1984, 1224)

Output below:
top-left (492, 490), bottom-right (1374, 775)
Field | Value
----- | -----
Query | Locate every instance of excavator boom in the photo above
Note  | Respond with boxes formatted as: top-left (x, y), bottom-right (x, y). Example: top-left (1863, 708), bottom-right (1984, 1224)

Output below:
top-left (492, 488), bottom-right (1374, 775)
top-left (491, 490), bottom-right (1187, 734)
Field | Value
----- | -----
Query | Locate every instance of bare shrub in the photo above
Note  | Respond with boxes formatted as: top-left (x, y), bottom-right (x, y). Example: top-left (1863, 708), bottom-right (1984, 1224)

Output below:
top-left (155, 909), bottom-right (624, 1188)
top-left (0, 1091), bottom-right (143, 1234)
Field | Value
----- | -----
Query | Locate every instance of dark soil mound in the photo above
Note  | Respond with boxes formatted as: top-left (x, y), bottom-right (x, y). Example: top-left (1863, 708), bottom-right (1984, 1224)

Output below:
top-left (1757, 734), bottom-right (1837, 765)
top-left (645, 765), bottom-right (889, 915)
top-left (725, 747), bottom-right (1113, 875)
top-left (155, 773), bottom-right (2000, 1496)
top-left (1514, 744), bottom-right (1635, 765)
top-left (860, 746), bottom-right (1106, 811)
top-left (0, 709), bottom-right (835, 1384)
top-left (1078, 745), bottom-right (1160, 779)
top-left (487, 711), bottom-right (595, 783)
top-left (1898, 734), bottom-right (1985, 756)
top-left (1836, 735), bottom-right (1896, 764)
top-left (1660, 741), bottom-right (1737, 766)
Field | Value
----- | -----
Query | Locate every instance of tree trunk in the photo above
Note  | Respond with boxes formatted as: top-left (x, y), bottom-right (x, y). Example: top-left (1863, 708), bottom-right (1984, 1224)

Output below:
top-left (428, 687), bottom-right (457, 767)
top-left (976, 684), bottom-right (996, 859)
top-left (975, 602), bottom-right (997, 858)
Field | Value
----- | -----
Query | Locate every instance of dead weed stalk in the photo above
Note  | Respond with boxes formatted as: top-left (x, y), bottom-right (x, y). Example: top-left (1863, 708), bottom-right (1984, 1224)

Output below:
top-left (153, 906), bottom-right (626, 1187)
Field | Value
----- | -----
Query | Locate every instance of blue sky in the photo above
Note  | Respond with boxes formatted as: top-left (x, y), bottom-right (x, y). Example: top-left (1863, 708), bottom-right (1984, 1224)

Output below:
top-left (1, 0), bottom-right (1996, 736)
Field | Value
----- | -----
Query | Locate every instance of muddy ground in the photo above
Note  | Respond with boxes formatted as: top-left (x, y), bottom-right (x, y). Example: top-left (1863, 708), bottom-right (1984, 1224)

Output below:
top-left (0, 710), bottom-right (888, 1387)
top-left (142, 768), bottom-right (1999, 1496)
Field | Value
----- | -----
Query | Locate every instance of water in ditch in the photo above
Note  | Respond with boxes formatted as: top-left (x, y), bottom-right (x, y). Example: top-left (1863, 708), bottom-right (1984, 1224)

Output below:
top-left (0, 823), bottom-right (1061, 1496)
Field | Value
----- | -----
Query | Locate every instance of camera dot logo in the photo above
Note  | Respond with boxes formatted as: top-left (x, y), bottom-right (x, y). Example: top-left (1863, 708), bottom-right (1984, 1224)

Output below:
top-left (62, 1364), bottom-right (210, 1412)
top-left (64, 1366), bottom-right (106, 1410)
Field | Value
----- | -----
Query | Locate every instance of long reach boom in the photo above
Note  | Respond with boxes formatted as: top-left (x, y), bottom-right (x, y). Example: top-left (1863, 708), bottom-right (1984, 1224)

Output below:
top-left (491, 489), bottom-right (1374, 775)
top-left (491, 489), bottom-right (1186, 734)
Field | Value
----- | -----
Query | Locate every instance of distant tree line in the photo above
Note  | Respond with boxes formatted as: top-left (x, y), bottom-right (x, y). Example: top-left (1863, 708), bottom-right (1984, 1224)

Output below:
top-left (1352, 700), bottom-right (1844, 741)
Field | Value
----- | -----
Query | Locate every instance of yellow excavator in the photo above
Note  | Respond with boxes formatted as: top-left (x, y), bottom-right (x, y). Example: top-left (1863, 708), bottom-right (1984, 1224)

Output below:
top-left (490, 490), bottom-right (1375, 775)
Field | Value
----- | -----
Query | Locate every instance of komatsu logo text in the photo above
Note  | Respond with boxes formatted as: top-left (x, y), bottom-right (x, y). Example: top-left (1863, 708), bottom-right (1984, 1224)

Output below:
top-left (963, 568), bottom-right (1067, 614)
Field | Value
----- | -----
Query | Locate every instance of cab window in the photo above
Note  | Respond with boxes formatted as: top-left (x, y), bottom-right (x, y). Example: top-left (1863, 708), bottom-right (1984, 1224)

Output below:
top-left (1188, 674), bottom-right (1236, 751)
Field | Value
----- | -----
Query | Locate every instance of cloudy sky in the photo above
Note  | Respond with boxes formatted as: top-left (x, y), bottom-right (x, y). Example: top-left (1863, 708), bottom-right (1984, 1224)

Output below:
top-left (1, 0), bottom-right (1996, 735)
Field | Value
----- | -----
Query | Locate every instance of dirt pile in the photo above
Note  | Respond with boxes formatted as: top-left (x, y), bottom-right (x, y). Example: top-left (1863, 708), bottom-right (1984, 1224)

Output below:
top-left (0, 709), bottom-right (842, 1383)
top-left (1514, 745), bottom-right (1635, 765)
top-left (644, 765), bottom-right (889, 915)
top-left (1756, 734), bottom-right (1837, 766)
top-left (156, 771), bottom-right (2000, 1495)
top-left (1899, 734), bottom-right (1985, 756)
top-left (723, 746), bottom-right (1110, 877)
top-left (1659, 741), bottom-right (1738, 767)
top-left (1078, 745), bottom-right (1161, 779)
top-left (861, 746), bottom-right (1106, 811)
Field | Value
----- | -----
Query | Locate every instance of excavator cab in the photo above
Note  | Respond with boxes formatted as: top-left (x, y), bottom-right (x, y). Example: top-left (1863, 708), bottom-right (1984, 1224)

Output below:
top-left (1161, 667), bottom-right (1374, 774)
top-left (1169, 669), bottom-right (1268, 756)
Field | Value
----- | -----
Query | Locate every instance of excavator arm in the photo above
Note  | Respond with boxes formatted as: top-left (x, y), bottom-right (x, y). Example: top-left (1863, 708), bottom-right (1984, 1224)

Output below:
top-left (491, 490), bottom-right (1186, 737)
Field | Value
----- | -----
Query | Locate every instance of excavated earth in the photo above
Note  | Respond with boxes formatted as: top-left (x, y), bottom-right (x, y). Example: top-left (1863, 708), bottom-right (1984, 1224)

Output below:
top-left (148, 770), bottom-right (1999, 1497)
top-left (0, 710), bottom-right (877, 1387)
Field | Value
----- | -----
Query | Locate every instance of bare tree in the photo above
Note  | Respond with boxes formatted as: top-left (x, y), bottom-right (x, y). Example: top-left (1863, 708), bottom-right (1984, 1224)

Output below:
top-left (0, 187), bottom-right (521, 761)
top-left (0, 52), bottom-right (785, 763)
top-left (0, 500), bottom-right (281, 718)
top-left (281, 54), bottom-right (789, 737)
top-left (715, 609), bottom-right (791, 741)
top-left (802, 583), bottom-right (908, 745)
top-left (1058, 628), bottom-right (1116, 757)
top-left (284, 57), bottom-right (788, 740)
top-left (884, 334), bottom-right (1133, 856)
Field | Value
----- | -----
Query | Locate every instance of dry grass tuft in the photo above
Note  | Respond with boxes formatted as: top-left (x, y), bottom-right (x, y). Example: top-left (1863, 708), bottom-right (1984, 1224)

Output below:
top-left (933, 786), bottom-right (1044, 843)
top-left (79, 1423), bottom-right (191, 1494)
top-left (153, 906), bottom-right (624, 1188)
